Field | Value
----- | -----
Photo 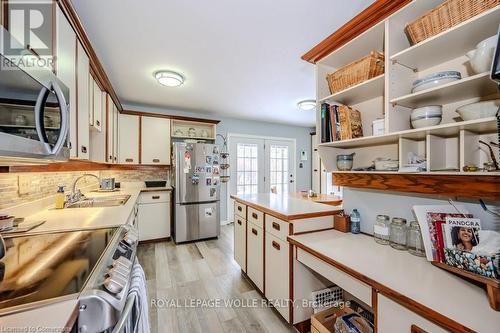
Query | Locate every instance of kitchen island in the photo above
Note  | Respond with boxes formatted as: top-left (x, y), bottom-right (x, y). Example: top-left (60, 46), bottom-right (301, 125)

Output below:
top-left (230, 193), bottom-right (342, 324)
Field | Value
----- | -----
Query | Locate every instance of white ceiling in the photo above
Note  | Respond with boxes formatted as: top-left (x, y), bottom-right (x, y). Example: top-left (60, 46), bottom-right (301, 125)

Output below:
top-left (72, 0), bottom-right (374, 127)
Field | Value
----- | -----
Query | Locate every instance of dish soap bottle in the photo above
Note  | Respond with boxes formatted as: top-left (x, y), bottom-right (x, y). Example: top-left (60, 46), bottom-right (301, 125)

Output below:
top-left (55, 185), bottom-right (65, 209)
top-left (350, 209), bottom-right (361, 234)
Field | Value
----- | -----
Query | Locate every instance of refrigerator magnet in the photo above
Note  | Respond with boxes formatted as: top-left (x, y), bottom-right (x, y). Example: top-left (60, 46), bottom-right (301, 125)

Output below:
top-left (205, 166), bottom-right (212, 173)
top-left (195, 166), bottom-right (204, 173)
top-left (213, 146), bottom-right (219, 154)
top-left (212, 166), bottom-right (220, 175)
top-left (212, 177), bottom-right (219, 186)
top-left (206, 156), bottom-right (212, 164)
top-left (204, 207), bottom-right (213, 217)
top-left (206, 177), bottom-right (212, 186)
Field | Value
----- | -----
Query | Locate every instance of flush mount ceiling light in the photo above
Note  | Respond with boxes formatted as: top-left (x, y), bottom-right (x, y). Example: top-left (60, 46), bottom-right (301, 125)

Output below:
top-left (297, 99), bottom-right (316, 111)
top-left (154, 71), bottom-right (184, 87)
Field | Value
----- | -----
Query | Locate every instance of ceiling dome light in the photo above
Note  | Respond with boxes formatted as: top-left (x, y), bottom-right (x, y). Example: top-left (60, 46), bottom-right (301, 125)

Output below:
top-left (155, 71), bottom-right (184, 87)
top-left (297, 99), bottom-right (316, 111)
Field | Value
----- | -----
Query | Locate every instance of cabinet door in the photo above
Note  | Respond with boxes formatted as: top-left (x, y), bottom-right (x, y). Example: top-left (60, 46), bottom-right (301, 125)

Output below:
top-left (141, 117), bottom-right (171, 164)
top-left (55, 6), bottom-right (77, 157)
top-left (76, 42), bottom-right (89, 159)
top-left (138, 202), bottom-right (171, 241)
top-left (378, 295), bottom-right (448, 333)
top-left (247, 221), bottom-right (264, 292)
top-left (265, 233), bottom-right (289, 321)
top-left (113, 103), bottom-right (119, 163)
top-left (118, 114), bottom-right (139, 164)
top-left (91, 79), bottom-right (102, 132)
top-left (106, 94), bottom-right (114, 162)
top-left (234, 215), bottom-right (246, 272)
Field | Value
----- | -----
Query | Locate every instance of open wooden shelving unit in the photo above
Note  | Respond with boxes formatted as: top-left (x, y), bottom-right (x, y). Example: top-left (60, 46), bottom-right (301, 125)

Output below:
top-left (312, 0), bottom-right (500, 197)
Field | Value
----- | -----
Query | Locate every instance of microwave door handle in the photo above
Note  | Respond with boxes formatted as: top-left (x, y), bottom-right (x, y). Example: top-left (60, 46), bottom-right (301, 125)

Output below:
top-left (49, 81), bottom-right (69, 155)
top-left (34, 86), bottom-right (50, 153)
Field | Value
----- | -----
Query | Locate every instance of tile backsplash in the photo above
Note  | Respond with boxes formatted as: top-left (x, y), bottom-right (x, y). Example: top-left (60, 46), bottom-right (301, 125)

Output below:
top-left (0, 169), bottom-right (169, 210)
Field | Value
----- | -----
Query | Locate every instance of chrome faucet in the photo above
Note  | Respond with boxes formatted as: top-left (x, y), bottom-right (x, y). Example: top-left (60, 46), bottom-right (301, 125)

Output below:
top-left (65, 174), bottom-right (101, 207)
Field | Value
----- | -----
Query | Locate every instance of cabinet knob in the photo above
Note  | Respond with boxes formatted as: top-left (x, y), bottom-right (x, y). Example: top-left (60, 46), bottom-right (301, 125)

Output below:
top-left (152, 159), bottom-right (160, 163)
top-left (237, 220), bottom-right (242, 226)
top-left (96, 120), bottom-right (100, 126)
top-left (152, 195), bottom-right (160, 199)
top-left (272, 222), bottom-right (280, 231)
top-left (237, 206), bottom-right (242, 212)
top-left (252, 213), bottom-right (258, 219)
top-left (272, 241), bottom-right (280, 251)
top-left (251, 228), bottom-right (258, 236)
top-left (81, 146), bottom-right (87, 153)
top-left (125, 158), bottom-right (134, 163)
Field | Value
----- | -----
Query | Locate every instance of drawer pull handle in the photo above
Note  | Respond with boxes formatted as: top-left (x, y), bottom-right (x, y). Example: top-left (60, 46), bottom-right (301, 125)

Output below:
top-left (152, 195), bottom-right (160, 199)
top-left (252, 228), bottom-right (258, 236)
top-left (237, 206), bottom-right (242, 212)
top-left (252, 213), bottom-right (258, 219)
top-left (237, 220), bottom-right (242, 225)
top-left (411, 325), bottom-right (428, 333)
top-left (272, 222), bottom-right (280, 231)
top-left (125, 158), bottom-right (134, 162)
top-left (153, 158), bottom-right (160, 163)
top-left (272, 241), bottom-right (280, 251)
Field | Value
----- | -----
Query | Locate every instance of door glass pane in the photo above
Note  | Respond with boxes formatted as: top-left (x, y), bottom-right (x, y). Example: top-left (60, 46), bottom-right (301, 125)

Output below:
top-left (236, 143), bottom-right (259, 195)
top-left (269, 145), bottom-right (289, 194)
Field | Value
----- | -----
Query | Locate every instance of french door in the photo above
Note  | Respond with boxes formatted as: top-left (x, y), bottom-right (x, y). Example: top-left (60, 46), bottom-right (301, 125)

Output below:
top-left (228, 135), bottom-right (295, 220)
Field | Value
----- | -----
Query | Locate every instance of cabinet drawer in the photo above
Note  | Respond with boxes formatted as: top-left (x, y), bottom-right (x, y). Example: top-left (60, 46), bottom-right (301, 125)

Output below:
top-left (234, 216), bottom-right (247, 272)
top-left (265, 215), bottom-right (289, 241)
top-left (247, 207), bottom-right (264, 228)
top-left (296, 248), bottom-right (372, 307)
top-left (234, 201), bottom-right (247, 219)
top-left (265, 233), bottom-right (289, 322)
top-left (378, 295), bottom-right (447, 333)
top-left (139, 191), bottom-right (170, 204)
top-left (247, 221), bottom-right (264, 292)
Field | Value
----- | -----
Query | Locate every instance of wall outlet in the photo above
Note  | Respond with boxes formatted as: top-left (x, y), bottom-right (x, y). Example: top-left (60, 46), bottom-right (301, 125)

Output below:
top-left (18, 174), bottom-right (31, 195)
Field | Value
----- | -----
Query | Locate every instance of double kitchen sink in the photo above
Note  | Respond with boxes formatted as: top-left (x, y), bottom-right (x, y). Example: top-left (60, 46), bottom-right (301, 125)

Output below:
top-left (65, 194), bottom-right (131, 208)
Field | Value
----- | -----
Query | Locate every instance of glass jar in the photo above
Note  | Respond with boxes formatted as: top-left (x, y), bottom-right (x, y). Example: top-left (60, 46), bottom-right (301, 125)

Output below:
top-left (389, 217), bottom-right (407, 250)
top-left (407, 221), bottom-right (425, 257)
top-left (373, 215), bottom-right (390, 245)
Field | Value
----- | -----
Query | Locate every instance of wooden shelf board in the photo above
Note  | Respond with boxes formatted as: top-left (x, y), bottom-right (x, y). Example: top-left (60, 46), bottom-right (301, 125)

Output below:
top-left (332, 172), bottom-right (500, 200)
top-left (390, 72), bottom-right (499, 109)
top-left (171, 135), bottom-right (215, 140)
top-left (319, 117), bottom-right (497, 149)
top-left (390, 6), bottom-right (500, 71)
top-left (319, 74), bottom-right (385, 105)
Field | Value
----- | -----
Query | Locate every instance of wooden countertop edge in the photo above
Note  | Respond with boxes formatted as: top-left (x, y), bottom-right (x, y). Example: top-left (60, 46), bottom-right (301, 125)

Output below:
top-left (287, 236), bottom-right (475, 333)
top-left (231, 196), bottom-right (341, 221)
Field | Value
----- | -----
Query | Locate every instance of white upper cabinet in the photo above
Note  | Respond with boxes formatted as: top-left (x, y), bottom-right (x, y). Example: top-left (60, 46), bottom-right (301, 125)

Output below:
top-left (118, 114), bottom-right (139, 164)
top-left (55, 5), bottom-right (77, 158)
top-left (106, 94), bottom-right (114, 163)
top-left (91, 79), bottom-right (103, 132)
top-left (113, 102), bottom-right (119, 163)
top-left (76, 42), bottom-right (90, 159)
top-left (141, 117), bottom-right (171, 165)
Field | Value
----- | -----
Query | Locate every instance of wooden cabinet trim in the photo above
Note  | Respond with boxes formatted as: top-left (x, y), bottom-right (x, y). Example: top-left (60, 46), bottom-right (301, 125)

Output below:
top-left (288, 237), bottom-right (474, 333)
top-left (301, 0), bottom-right (411, 64)
top-left (121, 109), bottom-right (220, 124)
top-left (411, 325), bottom-right (429, 333)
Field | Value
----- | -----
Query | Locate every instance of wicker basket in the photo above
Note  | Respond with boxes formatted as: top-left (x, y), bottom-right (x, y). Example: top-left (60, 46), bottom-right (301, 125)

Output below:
top-left (405, 0), bottom-right (500, 45)
top-left (326, 51), bottom-right (384, 95)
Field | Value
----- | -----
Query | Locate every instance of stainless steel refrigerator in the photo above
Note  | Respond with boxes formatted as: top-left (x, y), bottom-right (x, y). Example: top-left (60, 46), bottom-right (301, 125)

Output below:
top-left (173, 142), bottom-right (221, 243)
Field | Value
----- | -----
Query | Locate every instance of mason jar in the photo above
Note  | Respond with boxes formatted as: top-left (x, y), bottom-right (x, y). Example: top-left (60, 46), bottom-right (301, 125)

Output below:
top-left (389, 217), bottom-right (407, 250)
top-left (407, 221), bottom-right (425, 257)
top-left (373, 215), bottom-right (390, 245)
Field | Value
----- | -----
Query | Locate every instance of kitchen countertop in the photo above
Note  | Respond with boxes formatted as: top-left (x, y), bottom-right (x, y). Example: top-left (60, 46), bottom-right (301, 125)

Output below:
top-left (290, 192), bottom-right (343, 206)
top-left (288, 230), bottom-right (500, 332)
top-left (231, 193), bottom-right (342, 221)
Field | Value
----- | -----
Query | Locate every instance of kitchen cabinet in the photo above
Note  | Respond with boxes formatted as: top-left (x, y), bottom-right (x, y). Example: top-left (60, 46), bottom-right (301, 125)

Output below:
top-left (118, 113), bottom-right (140, 164)
top-left (138, 191), bottom-right (171, 241)
top-left (76, 42), bottom-right (90, 159)
top-left (106, 95), bottom-right (114, 163)
top-left (246, 220), bottom-right (264, 292)
top-left (55, 5), bottom-right (77, 158)
top-left (264, 232), bottom-right (289, 321)
top-left (113, 102), bottom-right (119, 163)
top-left (141, 117), bottom-right (171, 165)
top-left (233, 215), bottom-right (246, 272)
top-left (91, 78), bottom-right (102, 132)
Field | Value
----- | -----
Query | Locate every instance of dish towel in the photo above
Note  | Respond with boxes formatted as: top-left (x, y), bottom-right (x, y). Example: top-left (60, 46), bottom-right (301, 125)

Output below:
top-left (124, 260), bottom-right (150, 333)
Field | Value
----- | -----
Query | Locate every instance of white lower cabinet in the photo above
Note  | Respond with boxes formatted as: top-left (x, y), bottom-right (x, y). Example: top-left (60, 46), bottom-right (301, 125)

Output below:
top-left (378, 295), bottom-right (447, 333)
top-left (234, 215), bottom-right (246, 272)
top-left (137, 191), bottom-right (171, 241)
top-left (247, 220), bottom-right (264, 292)
top-left (265, 233), bottom-right (289, 322)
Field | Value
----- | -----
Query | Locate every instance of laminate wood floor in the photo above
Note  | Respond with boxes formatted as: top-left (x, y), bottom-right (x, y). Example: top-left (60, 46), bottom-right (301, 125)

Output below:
top-left (137, 223), bottom-right (297, 333)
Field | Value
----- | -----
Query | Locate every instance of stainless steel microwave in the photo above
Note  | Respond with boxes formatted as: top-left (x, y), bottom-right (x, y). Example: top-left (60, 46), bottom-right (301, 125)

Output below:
top-left (0, 27), bottom-right (70, 164)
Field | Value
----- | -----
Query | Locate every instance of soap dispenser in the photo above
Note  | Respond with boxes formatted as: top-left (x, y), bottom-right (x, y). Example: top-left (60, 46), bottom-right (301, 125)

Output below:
top-left (55, 185), bottom-right (65, 209)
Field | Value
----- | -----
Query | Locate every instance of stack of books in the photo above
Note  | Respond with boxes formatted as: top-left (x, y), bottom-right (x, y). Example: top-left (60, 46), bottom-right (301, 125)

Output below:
top-left (320, 103), bottom-right (363, 143)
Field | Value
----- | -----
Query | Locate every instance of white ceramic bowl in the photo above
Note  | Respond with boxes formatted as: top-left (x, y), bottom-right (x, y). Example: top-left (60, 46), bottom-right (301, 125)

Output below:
top-left (412, 71), bottom-right (461, 93)
top-left (410, 105), bottom-right (442, 120)
top-left (456, 99), bottom-right (500, 121)
top-left (374, 158), bottom-right (399, 171)
top-left (411, 117), bottom-right (442, 129)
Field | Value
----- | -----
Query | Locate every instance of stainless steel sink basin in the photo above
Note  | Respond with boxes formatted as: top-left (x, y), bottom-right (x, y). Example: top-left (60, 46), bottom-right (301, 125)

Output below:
top-left (65, 194), bottom-right (131, 208)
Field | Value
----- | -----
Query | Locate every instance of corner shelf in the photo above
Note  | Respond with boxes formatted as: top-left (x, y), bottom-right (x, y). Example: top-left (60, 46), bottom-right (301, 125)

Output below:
top-left (319, 74), bottom-right (385, 105)
top-left (390, 72), bottom-right (499, 109)
top-left (390, 6), bottom-right (500, 71)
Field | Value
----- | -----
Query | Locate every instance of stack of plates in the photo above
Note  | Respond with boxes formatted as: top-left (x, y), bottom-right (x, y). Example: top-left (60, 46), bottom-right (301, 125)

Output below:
top-left (412, 71), bottom-right (461, 93)
top-left (411, 105), bottom-right (442, 128)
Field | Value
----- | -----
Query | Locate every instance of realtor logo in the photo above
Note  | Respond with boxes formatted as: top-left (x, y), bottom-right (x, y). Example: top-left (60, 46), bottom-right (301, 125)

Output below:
top-left (1, 1), bottom-right (54, 69)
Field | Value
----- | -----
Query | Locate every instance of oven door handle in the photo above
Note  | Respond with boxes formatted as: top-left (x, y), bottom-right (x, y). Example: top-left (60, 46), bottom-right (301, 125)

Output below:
top-left (34, 81), bottom-right (69, 155)
top-left (112, 292), bottom-right (139, 333)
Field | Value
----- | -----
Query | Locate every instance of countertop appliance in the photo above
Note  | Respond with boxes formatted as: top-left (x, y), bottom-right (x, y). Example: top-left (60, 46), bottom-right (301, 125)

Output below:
top-left (0, 224), bottom-right (141, 332)
top-left (173, 142), bottom-right (221, 243)
top-left (0, 26), bottom-right (70, 163)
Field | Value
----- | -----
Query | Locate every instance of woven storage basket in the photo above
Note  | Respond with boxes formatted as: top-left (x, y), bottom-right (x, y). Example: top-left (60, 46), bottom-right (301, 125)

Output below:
top-left (405, 0), bottom-right (500, 45)
top-left (326, 51), bottom-right (384, 94)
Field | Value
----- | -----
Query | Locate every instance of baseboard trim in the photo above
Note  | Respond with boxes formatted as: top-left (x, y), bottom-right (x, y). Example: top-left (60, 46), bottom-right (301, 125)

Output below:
top-left (139, 236), bottom-right (171, 245)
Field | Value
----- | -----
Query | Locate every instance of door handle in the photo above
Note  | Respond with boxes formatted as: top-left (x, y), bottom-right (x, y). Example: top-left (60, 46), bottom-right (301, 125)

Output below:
top-left (289, 180), bottom-right (294, 183)
top-left (272, 241), bottom-right (280, 251)
top-left (272, 222), bottom-right (280, 231)
top-left (252, 228), bottom-right (258, 236)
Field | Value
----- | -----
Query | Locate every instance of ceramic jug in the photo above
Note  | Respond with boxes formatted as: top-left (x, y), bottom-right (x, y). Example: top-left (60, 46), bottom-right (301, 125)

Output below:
top-left (466, 35), bottom-right (497, 74)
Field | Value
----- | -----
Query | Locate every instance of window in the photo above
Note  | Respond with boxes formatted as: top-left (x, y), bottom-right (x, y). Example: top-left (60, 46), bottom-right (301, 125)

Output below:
top-left (236, 143), bottom-right (259, 195)
top-left (269, 145), bottom-right (289, 194)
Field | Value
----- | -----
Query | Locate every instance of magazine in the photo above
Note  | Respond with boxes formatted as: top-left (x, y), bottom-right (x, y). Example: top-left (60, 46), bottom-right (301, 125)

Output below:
top-left (444, 216), bottom-right (481, 252)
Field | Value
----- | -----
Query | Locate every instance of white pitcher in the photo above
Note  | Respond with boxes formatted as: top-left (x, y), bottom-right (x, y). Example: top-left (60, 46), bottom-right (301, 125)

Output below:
top-left (466, 35), bottom-right (497, 74)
